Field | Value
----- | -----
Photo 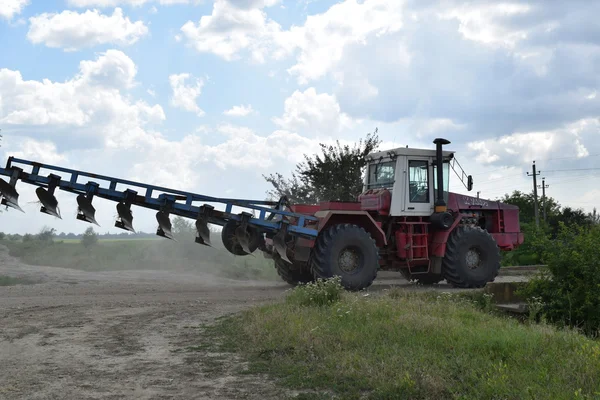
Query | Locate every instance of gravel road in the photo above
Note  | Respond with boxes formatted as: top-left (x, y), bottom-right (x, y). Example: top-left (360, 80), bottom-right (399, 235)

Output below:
top-left (0, 245), bottom-right (528, 399)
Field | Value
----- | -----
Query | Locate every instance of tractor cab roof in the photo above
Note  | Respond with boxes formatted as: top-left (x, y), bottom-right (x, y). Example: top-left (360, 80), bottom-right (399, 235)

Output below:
top-left (365, 146), bottom-right (455, 162)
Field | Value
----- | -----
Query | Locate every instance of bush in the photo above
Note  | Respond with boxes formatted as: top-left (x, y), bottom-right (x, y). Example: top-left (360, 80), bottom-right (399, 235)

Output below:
top-left (0, 232), bottom-right (5, 240)
top-left (81, 227), bottom-right (99, 248)
top-left (520, 223), bottom-right (600, 336)
top-left (286, 276), bottom-right (344, 307)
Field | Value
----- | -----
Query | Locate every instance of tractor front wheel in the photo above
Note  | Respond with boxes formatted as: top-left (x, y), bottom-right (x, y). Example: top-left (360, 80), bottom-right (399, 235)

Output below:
top-left (310, 223), bottom-right (379, 291)
top-left (274, 254), bottom-right (314, 286)
top-left (442, 225), bottom-right (500, 288)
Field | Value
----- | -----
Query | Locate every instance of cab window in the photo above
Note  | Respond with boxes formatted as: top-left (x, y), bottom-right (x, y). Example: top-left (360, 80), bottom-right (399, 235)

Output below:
top-left (367, 161), bottom-right (395, 189)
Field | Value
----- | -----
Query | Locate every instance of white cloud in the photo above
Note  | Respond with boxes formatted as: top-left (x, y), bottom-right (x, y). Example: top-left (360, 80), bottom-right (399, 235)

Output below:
top-left (67, 0), bottom-right (190, 6)
top-left (180, 0), bottom-right (285, 63)
top-left (0, 49), bottom-right (165, 148)
top-left (27, 8), bottom-right (149, 51)
top-left (181, 0), bottom-right (404, 82)
top-left (467, 118), bottom-right (600, 166)
top-left (223, 104), bottom-right (254, 117)
top-left (0, 0), bottom-right (29, 20)
top-left (168, 73), bottom-right (205, 116)
top-left (10, 138), bottom-right (68, 164)
top-left (272, 88), bottom-right (354, 136)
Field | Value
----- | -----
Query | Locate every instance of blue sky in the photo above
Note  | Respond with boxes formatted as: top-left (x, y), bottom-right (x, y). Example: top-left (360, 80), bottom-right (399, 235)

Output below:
top-left (1, 0), bottom-right (599, 235)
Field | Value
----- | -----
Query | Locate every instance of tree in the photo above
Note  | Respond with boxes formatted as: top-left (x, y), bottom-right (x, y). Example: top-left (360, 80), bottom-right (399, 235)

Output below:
top-left (36, 227), bottom-right (56, 243)
top-left (264, 129), bottom-right (381, 203)
top-left (81, 227), bottom-right (98, 248)
top-left (172, 216), bottom-right (196, 237)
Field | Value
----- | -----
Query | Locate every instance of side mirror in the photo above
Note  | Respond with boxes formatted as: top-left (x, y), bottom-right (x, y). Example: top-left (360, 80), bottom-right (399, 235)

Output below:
top-left (467, 175), bottom-right (473, 191)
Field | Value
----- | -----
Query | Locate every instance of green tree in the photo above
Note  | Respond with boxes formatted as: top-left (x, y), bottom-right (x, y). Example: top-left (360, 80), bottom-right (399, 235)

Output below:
top-left (172, 216), bottom-right (195, 237)
top-left (520, 223), bottom-right (600, 336)
top-left (498, 190), bottom-right (561, 226)
top-left (264, 129), bottom-right (381, 203)
top-left (81, 227), bottom-right (98, 248)
top-left (0, 232), bottom-right (4, 240)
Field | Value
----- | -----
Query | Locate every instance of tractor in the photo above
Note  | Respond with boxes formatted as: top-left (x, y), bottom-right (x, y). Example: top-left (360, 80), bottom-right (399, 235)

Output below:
top-left (260, 138), bottom-right (524, 290)
top-left (0, 138), bottom-right (523, 291)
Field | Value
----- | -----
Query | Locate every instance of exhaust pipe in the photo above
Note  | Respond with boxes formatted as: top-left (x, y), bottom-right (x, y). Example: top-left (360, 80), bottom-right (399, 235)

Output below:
top-left (431, 138), bottom-right (453, 230)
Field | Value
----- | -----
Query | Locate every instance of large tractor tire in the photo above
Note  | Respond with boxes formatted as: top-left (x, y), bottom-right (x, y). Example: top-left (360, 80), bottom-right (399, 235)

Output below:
top-left (310, 223), bottom-right (379, 291)
top-left (274, 255), bottom-right (314, 286)
top-left (442, 225), bottom-right (500, 288)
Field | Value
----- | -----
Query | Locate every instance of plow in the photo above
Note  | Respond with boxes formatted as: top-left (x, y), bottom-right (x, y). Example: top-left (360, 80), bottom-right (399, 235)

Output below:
top-left (0, 138), bottom-right (524, 290)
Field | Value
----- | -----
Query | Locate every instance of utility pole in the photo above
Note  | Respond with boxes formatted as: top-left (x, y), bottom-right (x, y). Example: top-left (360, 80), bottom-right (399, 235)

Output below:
top-left (527, 161), bottom-right (541, 227)
top-left (538, 177), bottom-right (549, 223)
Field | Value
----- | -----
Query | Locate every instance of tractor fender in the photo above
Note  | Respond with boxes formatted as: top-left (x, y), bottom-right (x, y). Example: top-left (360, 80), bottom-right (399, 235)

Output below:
top-left (314, 210), bottom-right (387, 247)
top-left (430, 214), bottom-right (464, 257)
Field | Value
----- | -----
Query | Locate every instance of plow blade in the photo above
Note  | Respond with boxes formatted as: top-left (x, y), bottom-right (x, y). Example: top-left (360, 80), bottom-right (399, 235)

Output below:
top-left (235, 224), bottom-right (253, 254)
top-left (156, 210), bottom-right (174, 240)
top-left (76, 194), bottom-right (100, 226)
top-left (115, 202), bottom-right (135, 232)
top-left (272, 221), bottom-right (291, 263)
top-left (0, 178), bottom-right (24, 212)
top-left (35, 187), bottom-right (61, 218)
top-left (195, 218), bottom-right (211, 246)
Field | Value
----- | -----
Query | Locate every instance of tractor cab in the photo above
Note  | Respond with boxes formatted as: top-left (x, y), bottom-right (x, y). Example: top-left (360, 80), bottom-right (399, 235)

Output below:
top-left (361, 139), bottom-right (473, 217)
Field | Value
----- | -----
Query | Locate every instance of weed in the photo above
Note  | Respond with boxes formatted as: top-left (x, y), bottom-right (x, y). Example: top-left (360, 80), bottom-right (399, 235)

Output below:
top-left (285, 276), bottom-right (344, 307)
top-left (201, 289), bottom-right (600, 400)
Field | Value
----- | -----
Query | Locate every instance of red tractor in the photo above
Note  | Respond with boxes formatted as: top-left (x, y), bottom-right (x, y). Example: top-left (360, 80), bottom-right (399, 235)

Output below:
top-left (263, 138), bottom-right (524, 290)
top-left (0, 138), bottom-right (523, 291)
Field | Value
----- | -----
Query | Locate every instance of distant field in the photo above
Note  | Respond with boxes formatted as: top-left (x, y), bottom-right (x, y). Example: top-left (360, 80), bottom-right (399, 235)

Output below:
top-left (57, 238), bottom-right (162, 244)
top-left (1, 237), bottom-right (279, 281)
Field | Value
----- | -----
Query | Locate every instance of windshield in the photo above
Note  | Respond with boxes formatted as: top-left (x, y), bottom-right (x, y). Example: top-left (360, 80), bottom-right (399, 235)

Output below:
top-left (367, 161), bottom-right (395, 189)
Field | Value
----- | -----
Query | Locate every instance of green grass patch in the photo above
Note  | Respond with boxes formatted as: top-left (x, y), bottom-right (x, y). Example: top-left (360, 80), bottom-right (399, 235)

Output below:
top-left (0, 238), bottom-right (279, 281)
top-left (200, 287), bottom-right (600, 400)
top-left (0, 275), bottom-right (38, 286)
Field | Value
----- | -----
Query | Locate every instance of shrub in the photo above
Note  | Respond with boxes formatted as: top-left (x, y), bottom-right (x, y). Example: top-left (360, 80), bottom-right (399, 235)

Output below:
top-left (286, 276), bottom-right (344, 307)
top-left (519, 223), bottom-right (600, 336)
top-left (0, 232), bottom-right (4, 240)
top-left (81, 227), bottom-right (99, 248)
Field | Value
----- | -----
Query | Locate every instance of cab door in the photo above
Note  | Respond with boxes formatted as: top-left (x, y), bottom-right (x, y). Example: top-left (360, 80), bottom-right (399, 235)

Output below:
top-left (403, 157), bottom-right (434, 215)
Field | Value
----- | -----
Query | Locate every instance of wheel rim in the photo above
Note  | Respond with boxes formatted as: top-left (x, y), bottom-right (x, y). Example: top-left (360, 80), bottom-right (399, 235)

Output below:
top-left (465, 247), bottom-right (482, 269)
top-left (338, 246), bottom-right (362, 273)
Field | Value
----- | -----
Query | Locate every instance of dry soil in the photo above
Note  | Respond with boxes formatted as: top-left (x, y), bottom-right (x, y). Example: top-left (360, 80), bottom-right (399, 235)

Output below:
top-left (0, 245), bottom-right (528, 399)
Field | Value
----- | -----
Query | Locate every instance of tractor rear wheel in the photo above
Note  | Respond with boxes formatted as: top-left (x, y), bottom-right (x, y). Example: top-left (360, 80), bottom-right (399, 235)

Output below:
top-left (310, 223), bottom-right (379, 291)
top-left (274, 255), bottom-right (314, 286)
top-left (442, 225), bottom-right (500, 288)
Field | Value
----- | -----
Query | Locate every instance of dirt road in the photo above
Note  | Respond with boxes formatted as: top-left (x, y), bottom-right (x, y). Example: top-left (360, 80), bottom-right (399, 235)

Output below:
top-left (0, 245), bottom-right (529, 399)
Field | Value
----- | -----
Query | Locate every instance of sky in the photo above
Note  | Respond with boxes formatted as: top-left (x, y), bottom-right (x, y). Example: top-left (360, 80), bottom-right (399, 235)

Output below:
top-left (0, 0), bottom-right (599, 235)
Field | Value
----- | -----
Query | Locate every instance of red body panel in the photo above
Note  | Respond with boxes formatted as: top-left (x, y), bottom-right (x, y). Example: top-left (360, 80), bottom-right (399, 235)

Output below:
top-left (314, 210), bottom-right (387, 247)
top-left (358, 189), bottom-right (392, 215)
top-left (319, 201), bottom-right (362, 211)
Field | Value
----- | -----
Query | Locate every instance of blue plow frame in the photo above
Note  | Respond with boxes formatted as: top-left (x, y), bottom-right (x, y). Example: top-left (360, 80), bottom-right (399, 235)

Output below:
top-left (0, 157), bottom-right (320, 241)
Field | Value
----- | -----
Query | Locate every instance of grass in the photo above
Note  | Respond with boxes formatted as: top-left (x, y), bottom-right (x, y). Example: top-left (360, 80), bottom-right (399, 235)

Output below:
top-left (0, 237), bottom-right (279, 281)
top-left (198, 285), bottom-right (600, 400)
top-left (0, 275), bottom-right (38, 286)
